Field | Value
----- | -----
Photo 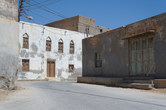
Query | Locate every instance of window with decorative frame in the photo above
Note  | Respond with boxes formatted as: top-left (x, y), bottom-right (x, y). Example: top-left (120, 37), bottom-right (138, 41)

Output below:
top-left (70, 40), bottom-right (74, 54)
top-left (46, 37), bottom-right (51, 51)
top-left (23, 33), bottom-right (29, 49)
top-left (58, 39), bottom-right (63, 53)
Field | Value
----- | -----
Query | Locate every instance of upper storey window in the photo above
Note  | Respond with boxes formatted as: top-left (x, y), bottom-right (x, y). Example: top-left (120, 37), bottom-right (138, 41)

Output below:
top-left (70, 40), bottom-right (74, 54)
top-left (58, 39), bottom-right (63, 53)
top-left (46, 37), bottom-right (51, 51)
top-left (23, 33), bottom-right (29, 49)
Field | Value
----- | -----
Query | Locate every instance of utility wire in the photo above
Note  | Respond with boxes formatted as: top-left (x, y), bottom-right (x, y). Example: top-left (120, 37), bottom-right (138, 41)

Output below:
top-left (26, 0), bottom-right (66, 18)
top-left (26, 9), bottom-right (54, 22)
top-left (27, 0), bottom-right (62, 10)
top-left (24, 0), bottom-right (103, 36)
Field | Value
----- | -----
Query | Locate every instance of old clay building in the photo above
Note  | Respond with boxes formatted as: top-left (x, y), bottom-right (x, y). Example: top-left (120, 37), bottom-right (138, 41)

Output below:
top-left (18, 21), bottom-right (87, 81)
top-left (79, 13), bottom-right (166, 89)
top-left (0, 0), bottom-right (19, 89)
top-left (18, 15), bottom-right (109, 81)
top-left (46, 15), bottom-right (110, 35)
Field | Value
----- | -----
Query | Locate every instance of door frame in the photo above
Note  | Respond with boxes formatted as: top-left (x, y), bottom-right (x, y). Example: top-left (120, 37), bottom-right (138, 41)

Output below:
top-left (47, 59), bottom-right (56, 77)
top-left (128, 34), bottom-right (155, 76)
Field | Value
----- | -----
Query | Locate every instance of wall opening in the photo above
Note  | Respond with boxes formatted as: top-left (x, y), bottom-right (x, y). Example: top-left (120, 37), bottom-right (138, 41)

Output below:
top-left (46, 37), bottom-right (51, 51)
top-left (58, 39), bottom-right (63, 53)
top-left (22, 59), bottom-right (29, 72)
top-left (95, 53), bottom-right (102, 68)
top-left (70, 40), bottom-right (74, 54)
top-left (129, 34), bottom-right (154, 76)
top-left (69, 64), bottom-right (74, 73)
top-left (23, 33), bottom-right (29, 49)
top-left (47, 60), bottom-right (55, 77)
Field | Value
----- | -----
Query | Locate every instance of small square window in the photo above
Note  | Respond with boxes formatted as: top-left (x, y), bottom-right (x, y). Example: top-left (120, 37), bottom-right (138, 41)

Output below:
top-left (69, 64), bottom-right (74, 73)
top-left (22, 59), bottom-right (29, 72)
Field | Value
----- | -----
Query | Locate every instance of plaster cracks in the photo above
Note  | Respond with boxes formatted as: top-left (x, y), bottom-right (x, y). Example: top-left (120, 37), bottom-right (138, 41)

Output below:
top-left (18, 21), bottom-right (85, 81)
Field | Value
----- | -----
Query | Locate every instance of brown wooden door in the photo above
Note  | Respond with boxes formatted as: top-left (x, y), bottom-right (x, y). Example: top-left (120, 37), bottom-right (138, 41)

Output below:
top-left (47, 61), bottom-right (55, 77)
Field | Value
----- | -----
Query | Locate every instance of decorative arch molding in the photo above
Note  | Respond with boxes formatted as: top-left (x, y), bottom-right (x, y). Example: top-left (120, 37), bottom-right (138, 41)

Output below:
top-left (23, 33), bottom-right (29, 49)
top-left (70, 40), bottom-right (74, 54)
top-left (58, 38), bottom-right (63, 53)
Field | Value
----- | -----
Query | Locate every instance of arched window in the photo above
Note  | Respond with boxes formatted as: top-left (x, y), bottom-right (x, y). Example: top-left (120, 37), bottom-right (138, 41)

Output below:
top-left (70, 40), bottom-right (74, 54)
top-left (46, 37), bottom-right (51, 51)
top-left (58, 39), bottom-right (63, 53)
top-left (23, 33), bottom-right (29, 49)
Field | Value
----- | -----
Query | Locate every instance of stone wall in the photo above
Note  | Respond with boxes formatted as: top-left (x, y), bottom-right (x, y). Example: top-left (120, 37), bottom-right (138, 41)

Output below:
top-left (82, 12), bottom-right (166, 78)
top-left (18, 22), bottom-right (86, 81)
top-left (46, 15), bottom-right (110, 35)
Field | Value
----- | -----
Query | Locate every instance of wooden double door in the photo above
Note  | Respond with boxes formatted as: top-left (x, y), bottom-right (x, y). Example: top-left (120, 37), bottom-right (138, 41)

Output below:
top-left (129, 35), bottom-right (154, 76)
top-left (47, 60), bottom-right (55, 77)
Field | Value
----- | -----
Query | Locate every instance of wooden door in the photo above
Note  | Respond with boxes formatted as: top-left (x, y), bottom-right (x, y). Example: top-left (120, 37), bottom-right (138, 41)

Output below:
top-left (129, 35), bottom-right (154, 76)
top-left (47, 60), bottom-right (55, 77)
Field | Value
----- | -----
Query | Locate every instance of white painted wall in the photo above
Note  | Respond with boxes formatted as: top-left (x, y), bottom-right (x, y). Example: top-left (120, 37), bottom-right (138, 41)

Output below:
top-left (18, 22), bottom-right (87, 81)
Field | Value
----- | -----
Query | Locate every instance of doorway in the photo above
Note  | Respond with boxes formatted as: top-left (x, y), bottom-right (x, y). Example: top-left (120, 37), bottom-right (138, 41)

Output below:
top-left (129, 34), bottom-right (154, 76)
top-left (47, 60), bottom-right (55, 77)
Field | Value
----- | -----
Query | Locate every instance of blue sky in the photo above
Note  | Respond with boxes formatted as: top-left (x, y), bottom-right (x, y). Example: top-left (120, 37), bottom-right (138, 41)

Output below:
top-left (22, 0), bottom-right (166, 29)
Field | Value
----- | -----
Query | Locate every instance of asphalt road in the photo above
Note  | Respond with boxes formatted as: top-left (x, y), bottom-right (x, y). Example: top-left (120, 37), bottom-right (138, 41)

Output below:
top-left (0, 81), bottom-right (166, 110)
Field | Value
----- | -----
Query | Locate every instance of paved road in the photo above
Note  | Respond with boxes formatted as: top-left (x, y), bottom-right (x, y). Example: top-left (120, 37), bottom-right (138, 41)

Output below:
top-left (0, 81), bottom-right (166, 110)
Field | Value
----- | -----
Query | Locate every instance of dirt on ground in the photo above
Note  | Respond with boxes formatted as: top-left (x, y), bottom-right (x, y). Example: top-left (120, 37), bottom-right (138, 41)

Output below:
top-left (0, 86), bottom-right (24, 102)
top-left (148, 88), bottom-right (166, 95)
top-left (0, 90), bottom-right (9, 102)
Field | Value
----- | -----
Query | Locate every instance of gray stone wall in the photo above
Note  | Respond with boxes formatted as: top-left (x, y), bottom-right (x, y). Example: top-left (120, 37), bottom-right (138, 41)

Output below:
top-left (83, 12), bottom-right (166, 78)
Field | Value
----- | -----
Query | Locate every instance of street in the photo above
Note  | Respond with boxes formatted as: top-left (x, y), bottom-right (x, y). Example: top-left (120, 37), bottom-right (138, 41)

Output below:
top-left (0, 81), bottom-right (166, 110)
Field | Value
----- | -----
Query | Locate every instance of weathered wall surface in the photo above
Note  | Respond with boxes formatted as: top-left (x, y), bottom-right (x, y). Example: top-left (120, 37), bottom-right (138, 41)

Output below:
top-left (83, 28), bottom-right (128, 77)
top-left (0, 0), bottom-right (18, 21)
top-left (0, 18), bottom-right (19, 89)
top-left (0, 0), bottom-right (18, 89)
top-left (18, 22), bottom-right (86, 81)
top-left (153, 13), bottom-right (166, 78)
top-left (46, 16), bottom-right (79, 32)
top-left (46, 15), bottom-right (110, 35)
top-left (83, 12), bottom-right (166, 78)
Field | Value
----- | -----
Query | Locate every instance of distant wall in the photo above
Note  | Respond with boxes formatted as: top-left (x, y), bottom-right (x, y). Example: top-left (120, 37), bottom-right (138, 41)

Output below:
top-left (46, 16), bottom-right (79, 32)
top-left (46, 16), bottom-right (110, 35)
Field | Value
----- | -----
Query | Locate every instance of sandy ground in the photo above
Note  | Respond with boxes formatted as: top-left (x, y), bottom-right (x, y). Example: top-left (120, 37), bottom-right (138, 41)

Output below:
top-left (0, 90), bottom-right (10, 102)
top-left (149, 88), bottom-right (166, 95)
top-left (0, 86), bottom-right (24, 102)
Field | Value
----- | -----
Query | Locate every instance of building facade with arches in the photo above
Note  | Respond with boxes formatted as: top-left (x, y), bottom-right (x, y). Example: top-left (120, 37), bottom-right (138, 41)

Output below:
top-left (18, 21), bottom-right (87, 81)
